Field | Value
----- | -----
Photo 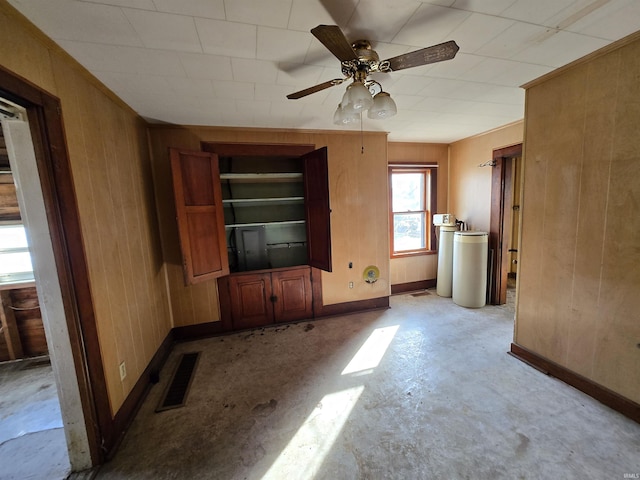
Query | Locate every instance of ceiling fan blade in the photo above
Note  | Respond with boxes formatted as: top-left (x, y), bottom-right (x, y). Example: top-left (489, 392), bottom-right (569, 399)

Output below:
top-left (287, 78), bottom-right (345, 100)
top-left (311, 25), bottom-right (358, 63)
top-left (384, 40), bottom-right (460, 71)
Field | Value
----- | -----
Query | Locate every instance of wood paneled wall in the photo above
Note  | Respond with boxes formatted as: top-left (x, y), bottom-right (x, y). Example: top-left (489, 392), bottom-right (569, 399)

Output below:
top-left (517, 32), bottom-right (640, 404)
top-left (448, 122), bottom-right (523, 233)
top-left (148, 126), bottom-right (390, 327)
top-left (0, 2), bottom-right (171, 414)
top-left (387, 142), bottom-right (448, 285)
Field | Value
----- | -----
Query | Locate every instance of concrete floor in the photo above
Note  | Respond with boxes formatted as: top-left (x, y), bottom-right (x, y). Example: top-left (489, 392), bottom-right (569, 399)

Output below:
top-left (0, 357), bottom-right (70, 480)
top-left (95, 290), bottom-right (640, 479)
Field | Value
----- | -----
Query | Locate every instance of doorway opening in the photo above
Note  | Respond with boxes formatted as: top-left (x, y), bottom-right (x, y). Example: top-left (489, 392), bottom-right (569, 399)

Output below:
top-left (0, 62), bottom-right (113, 472)
top-left (488, 144), bottom-right (523, 306)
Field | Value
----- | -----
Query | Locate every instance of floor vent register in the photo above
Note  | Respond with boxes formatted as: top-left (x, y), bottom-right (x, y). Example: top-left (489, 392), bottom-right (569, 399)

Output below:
top-left (156, 352), bottom-right (200, 412)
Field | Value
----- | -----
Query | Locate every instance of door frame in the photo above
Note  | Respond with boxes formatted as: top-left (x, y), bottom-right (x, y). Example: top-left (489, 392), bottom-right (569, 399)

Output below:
top-left (0, 66), bottom-right (108, 464)
top-left (489, 143), bottom-right (522, 305)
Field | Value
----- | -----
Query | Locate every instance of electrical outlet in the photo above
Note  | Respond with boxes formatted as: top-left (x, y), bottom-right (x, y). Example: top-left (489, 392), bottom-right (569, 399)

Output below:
top-left (349, 281), bottom-right (354, 289)
top-left (119, 361), bottom-right (126, 381)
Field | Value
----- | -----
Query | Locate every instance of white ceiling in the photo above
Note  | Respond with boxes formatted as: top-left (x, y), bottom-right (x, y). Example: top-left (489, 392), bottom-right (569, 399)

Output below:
top-left (8, 0), bottom-right (640, 142)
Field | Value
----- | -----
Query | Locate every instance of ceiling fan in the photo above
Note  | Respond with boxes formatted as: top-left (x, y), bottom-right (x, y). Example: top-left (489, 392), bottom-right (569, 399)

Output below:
top-left (287, 25), bottom-right (460, 123)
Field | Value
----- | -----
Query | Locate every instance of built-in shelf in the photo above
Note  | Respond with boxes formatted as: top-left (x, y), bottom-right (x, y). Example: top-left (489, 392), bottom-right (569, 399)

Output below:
top-left (220, 173), bottom-right (303, 183)
top-left (225, 220), bottom-right (306, 229)
top-left (222, 196), bottom-right (304, 207)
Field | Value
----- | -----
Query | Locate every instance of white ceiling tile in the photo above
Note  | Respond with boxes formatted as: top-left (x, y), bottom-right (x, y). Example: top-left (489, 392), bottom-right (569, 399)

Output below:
top-left (256, 27), bottom-right (312, 62)
top-left (213, 81), bottom-right (255, 99)
top-left (447, 13), bottom-right (516, 54)
top-left (288, 0), bottom-right (356, 31)
top-left (515, 30), bottom-right (609, 67)
top-left (392, 3), bottom-right (472, 47)
top-left (152, 0), bottom-right (226, 19)
top-left (8, 0), bottom-right (143, 46)
top-left (224, 0), bottom-right (294, 28)
top-left (195, 18), bottom-right (257, 58)
top-left (451, 0), bottom-right (517, 15)
top-left (164, 77), bottom-right (215, 98)
top-left (123, 8), bottom-right (201, 52)
top-left (178, 53), bottom-right (233, 81)
top-left (10, 0), bottom-right (639, 143)
top-left (58, 40), bottom-right (186, 76)
top-left (255, 83), bottom-right (298, 101)
top-left (231, 58), bottom-right (280, 83)
top-left (474, 22), bottom-right (551, 59)
top-left (276, 64), bottom-right (325, 86)
top-left (499, 0), bottom-right (576, 25)
top-left (347, 0), bottom-right (423, 44)
top-left (387, 75), bottom-right (434, 95)
top-left (463, 57), bottom-right (520, 83)
top-left (415, 52), bottom-right (485, 79)
top-left (80, 0), bottom-right (156, 8)
top-left (566, 0), bottom-right (640, 40)
top-left (478, 85), bottom-right (525, 104)
top-left (409, 96), bottom-right (452, 111)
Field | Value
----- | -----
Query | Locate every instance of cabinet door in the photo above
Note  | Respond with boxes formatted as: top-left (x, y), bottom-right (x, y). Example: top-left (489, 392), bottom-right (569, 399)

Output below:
top-left (170, 148), bottom-right (229, 284)
top-left (302, 147), bottom-right (332, 272)
top-left (271, 267), bottom-right (313, 323)
top-left (228, 272), bottom-right (274, 330)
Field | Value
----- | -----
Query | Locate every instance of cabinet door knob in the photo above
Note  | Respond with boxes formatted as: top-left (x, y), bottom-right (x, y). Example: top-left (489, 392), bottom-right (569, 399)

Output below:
top-left (270, 295), bottom-right (278, 303)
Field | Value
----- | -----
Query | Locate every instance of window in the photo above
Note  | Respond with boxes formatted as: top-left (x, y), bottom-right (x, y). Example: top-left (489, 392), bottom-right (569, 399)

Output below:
top-left (389, 165), bottom-right (437, 257)
top-left (0, 223), bottom-right (34, 284)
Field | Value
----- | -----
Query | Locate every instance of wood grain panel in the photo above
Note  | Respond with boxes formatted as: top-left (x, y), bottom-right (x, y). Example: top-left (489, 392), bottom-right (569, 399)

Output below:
top-left (517, 33), bottom-right (640, 405)
top-left (271, 267), bottom-right (312, 323)
top-left (228, 272), bottom-right (273, 330)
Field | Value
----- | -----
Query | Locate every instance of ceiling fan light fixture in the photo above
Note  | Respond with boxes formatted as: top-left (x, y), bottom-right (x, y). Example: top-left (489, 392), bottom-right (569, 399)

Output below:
top-left (333, 104), bottom-right (360, 125)
top-left (367, 91), bottom-right (397, 119)
top-left (344, 81), bottom-right (373, 111)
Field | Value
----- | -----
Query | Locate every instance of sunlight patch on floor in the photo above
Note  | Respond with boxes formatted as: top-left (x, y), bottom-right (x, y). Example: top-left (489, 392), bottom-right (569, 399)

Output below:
top-left (261, 386), bottom-right (365, 480)
top-left (341, 325), bottom-right (399, 376)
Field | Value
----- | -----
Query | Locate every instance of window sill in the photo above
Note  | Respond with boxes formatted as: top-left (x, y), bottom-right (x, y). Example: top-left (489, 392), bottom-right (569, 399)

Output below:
top-left (391, 250), bottom-right (437, 259)
top-left (0, 279), bottom-right (36, 291)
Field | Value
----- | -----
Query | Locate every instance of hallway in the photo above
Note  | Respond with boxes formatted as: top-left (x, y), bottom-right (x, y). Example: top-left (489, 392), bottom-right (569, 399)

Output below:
top-left (96, 291), bottom-right (640, 479)
top-left (0, 357), bottom-right (70, 479)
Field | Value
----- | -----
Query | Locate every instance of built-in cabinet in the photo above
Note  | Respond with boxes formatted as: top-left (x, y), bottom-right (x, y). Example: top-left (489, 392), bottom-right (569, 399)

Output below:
top-left (218, 266), bottom-right (313, 330)
top-left (170, 142), bottom-right (331, 331)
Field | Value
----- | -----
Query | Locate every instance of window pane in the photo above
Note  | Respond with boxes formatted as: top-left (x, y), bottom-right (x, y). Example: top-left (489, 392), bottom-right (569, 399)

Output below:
top-left (0, 251), bottom-right (33, 275)
top-left (391, 173), bottom-right (423, 212)
top-left (393, 212), bottom-right (425, 251)
top-left (0, 225), bottom-right (35, 283)
top-left (0, 225), bottom-right (29, 249)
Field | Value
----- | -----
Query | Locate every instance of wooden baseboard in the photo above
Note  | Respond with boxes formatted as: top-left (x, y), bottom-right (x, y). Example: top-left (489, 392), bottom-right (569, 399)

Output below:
top-left (390, 279), bottom-right (436, 295)
top-left (108, 331), bottom-right (174, 459)
top-left (172, 321), bottom-right (226, 341)
top-left (510, 343), bottom-right (640, 424)
top-left (315, 296), bottom-right (389, 318)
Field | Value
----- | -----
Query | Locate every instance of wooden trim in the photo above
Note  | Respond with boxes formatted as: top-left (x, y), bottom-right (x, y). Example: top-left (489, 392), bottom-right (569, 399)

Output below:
top-left (109, 331), bottom-right (174, 459)
top-left (510, 343), bottom-right (640, 424)
top-left (201, 142), bottom-right (315, 157)
top-left (0, 64), bottom-right (106, 463)
top-left (172, 321), bottom-right (226, 341)
top-left (489, 143), bottom-right (521, 305)
top-left (314, 296), bottom-right (390, 318)
top-left (391, 279), bottom-right (436, 295)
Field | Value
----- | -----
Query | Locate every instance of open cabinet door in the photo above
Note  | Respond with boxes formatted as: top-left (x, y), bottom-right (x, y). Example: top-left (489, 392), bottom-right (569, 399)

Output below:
top-left (302, 147), bottom-right (332, 272)
top-left (170, 148), bottom-right (229, 284)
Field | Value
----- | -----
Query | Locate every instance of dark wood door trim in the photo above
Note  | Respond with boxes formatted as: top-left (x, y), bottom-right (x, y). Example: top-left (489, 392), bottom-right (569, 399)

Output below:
top-left (0, 65), bottom-right (106, 463)
top-left (489, 143), bottom-right (522, 305)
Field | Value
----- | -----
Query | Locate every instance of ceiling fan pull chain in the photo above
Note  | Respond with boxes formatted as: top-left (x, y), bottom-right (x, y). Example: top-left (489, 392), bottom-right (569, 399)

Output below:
top-left (361, 113), bottom-right (364, 154)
